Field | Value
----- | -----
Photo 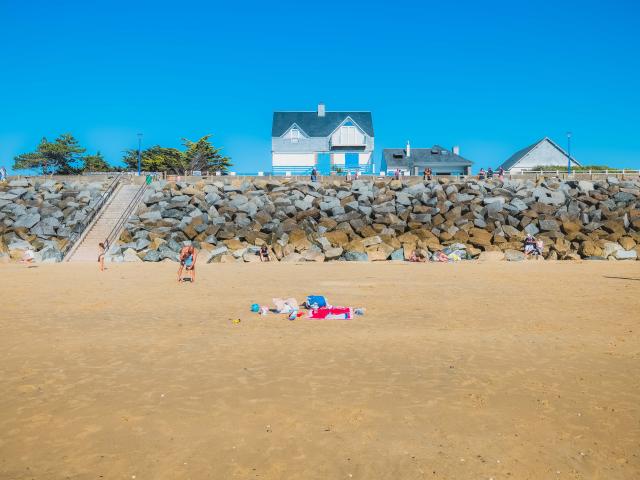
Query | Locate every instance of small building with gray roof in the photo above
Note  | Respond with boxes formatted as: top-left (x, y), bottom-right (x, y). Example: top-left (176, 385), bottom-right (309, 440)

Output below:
top-left (382, 143), bottom-right (473, 176)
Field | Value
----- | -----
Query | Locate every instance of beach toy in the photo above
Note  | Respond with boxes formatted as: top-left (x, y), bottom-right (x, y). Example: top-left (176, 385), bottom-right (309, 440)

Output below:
top-left (288, 310), bottom-right (298, 321)
top-left (232, 318), bottom-right (241, 324)
top-left (250, 303), bottom-right (260, 313)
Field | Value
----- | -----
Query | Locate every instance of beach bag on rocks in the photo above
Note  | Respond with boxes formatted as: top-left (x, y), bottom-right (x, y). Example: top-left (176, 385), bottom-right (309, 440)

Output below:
top-left (306, 295), bottom-right (327, 309)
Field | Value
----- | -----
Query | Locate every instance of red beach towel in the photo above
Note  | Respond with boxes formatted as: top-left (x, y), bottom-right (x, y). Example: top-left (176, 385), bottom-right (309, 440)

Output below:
top-left (307, 307), bottom-right (353, 320)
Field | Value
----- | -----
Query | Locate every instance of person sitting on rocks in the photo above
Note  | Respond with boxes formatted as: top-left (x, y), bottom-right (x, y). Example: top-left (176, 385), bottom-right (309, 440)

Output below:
top-left (487, 167), bottom-right (494, 179)
top-left (478, 168), bottom-right (486, 180)
top-left (178, 245), bottom-right (197, 283)
top-left (409, 250), bottom-right (425, 263)
top-left (524, 234), bottom-right (542, 257)
top-left (259, 244), bottom-right (271, 262)
top-left (498, 166), bottom-right (505, 181)
top-left (21, 249), bottom-right (35, 267)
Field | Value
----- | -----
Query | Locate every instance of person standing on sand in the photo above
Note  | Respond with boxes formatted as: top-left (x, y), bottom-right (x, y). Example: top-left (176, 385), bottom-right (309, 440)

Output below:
top-left (178, 245), bottom-right (197, 283)
top-left (98, 242), bottom-right (107, 271)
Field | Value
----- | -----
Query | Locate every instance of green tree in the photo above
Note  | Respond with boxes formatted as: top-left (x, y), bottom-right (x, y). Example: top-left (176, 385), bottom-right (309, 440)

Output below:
top-left (83, 151), bottom-right (112, 172)
top-left (14, 133), bottom-right (86, 174)
top-left (182, 135), bottom-right (232, 173)
top-left (122, 146), bottom-right (186, 174)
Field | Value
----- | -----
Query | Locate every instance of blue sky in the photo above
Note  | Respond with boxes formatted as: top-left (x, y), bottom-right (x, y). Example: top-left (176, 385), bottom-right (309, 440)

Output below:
top-left (1, 0), bottom-right (639, 173)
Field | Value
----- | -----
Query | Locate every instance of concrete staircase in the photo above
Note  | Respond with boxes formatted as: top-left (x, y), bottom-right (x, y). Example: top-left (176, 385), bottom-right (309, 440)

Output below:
top-left (66, 184), bottom-right (143, 262)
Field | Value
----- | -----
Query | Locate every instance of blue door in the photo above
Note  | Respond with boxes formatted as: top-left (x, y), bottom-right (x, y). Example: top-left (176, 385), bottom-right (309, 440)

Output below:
top-left (317, 153), bottom-right (330, 175)
top-left (345, 153), bottom-right (359, 171)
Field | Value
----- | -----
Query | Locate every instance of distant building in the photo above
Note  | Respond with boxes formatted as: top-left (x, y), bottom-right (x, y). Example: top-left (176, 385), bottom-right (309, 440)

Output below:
top-left (382, 143), bottom-right (473, 176)
top-left (271, 103), bottom-right (374, 175)
top-left (499, 137), bottom-right (580, 173)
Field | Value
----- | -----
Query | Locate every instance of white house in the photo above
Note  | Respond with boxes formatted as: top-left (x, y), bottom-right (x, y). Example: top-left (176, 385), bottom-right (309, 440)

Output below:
top-left (499, 137), bottom-right (580, 174)
top-left (271, 103), bottom-right (374, 175)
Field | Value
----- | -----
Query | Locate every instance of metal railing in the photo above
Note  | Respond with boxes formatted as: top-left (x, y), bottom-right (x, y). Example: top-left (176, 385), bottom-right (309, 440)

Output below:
top-left (103, 183), bottom-right (148, 249)
top-left (62, 173), bottom-right (124, 258)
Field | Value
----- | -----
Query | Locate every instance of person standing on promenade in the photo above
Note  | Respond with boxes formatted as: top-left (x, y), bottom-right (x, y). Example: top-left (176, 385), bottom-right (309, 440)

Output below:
top-left (178, 245), bottom-right (197, 283)
top-left (0, 166), bottom-right (6, 182)
top-left (310, 167), bottom-right (317, 183)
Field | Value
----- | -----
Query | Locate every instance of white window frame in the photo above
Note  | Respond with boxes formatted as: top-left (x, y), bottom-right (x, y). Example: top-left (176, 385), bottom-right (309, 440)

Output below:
top-left (290, 128), bottom-right (300, 143)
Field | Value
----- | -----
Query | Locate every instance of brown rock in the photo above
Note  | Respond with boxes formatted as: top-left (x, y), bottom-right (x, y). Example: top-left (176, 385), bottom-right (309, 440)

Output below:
top-left (150, 237), bottom-right (166, 250)
top-left (562, 220), bottom-right (582, 234)
top-left (181, 225), bottom-right (198, 240)
top-left (325, 230), bottom-right (349, 247)
top-left (468, 228), bottom-right (492, 247)
top-left (478, 251), bottom-right (505, 261)
top-left (224, 238), bottom-right (245, 250)
top-left (366, 243), bottom-right (395, 261)
top-left (618, 236), bottom-right (636, 250)
top-left (579, 240), bottom-right (603, 257)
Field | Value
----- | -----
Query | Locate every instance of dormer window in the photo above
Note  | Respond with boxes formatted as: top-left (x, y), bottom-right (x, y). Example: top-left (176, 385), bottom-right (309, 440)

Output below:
top-left (290, 128), bottom-right (300, 143)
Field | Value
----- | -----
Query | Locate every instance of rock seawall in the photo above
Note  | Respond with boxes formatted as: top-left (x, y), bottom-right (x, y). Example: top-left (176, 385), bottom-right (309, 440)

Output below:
top-left (111, 177), bottom-right (640, 263)
top-left (0, 178), bottom-right (108, 262)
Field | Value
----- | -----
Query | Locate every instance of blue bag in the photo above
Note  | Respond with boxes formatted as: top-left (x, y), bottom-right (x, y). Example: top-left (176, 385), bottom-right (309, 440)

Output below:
top-left (306, 295), bottom-right (327, 308)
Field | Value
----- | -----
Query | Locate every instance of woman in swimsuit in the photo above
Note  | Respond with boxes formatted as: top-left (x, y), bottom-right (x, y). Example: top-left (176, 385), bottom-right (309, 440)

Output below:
top-left (178, 245), bottom-right (197, 283)
top-left (98, 241), bottom-right (107, 271)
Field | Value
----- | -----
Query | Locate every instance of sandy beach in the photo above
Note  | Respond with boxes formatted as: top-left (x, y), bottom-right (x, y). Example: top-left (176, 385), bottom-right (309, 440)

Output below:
top-left (1, 261), bottom-right (639, 479)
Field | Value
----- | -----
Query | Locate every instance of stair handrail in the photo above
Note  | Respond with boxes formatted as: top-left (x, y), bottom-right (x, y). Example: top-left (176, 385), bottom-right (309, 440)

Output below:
top-left (103, 183), bottom-right (148, 250)
top-left (62, 172), bottom-right (124, 257)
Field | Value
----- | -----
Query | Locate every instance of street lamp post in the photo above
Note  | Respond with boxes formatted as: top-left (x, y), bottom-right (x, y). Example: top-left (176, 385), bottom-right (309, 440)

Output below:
top-left (566, 131), bottom-right (572, 176)
top-left (137, 133), bottom-right (143, 176)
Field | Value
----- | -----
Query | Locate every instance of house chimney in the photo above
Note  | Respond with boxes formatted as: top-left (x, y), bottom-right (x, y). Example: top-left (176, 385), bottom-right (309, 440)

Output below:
top-left (406, 140), bottom-right (411, 158)
top-left (317, 102), bottom-right (325, 117)
top-left (453, 145), bottom-right (460, 155)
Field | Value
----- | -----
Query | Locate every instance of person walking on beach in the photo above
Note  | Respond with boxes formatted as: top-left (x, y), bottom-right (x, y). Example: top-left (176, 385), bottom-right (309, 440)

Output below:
top-left (98, 242), bottom-right (107, 271)
top-left (178, 245), bottom-right (197, 283)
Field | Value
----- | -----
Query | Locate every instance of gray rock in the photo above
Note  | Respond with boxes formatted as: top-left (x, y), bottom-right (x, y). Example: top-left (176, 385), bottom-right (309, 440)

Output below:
top-left (324, 247), bottom-right (343, 260)
top-left (344, 251), bottom-right (368, 262)
top-left (13, 213), bottom-right (41, 229)
top-left (8, 179), bottom-right (29, 187)
top-left (614, 249), bottom-right (637, 260)
top-left (524, 223), bottom-right (540, 236)
top-left (504, 249), bottom-right (525, 262)
top-left (390, 248), bottom-right (404, 261)
top-left (539, 219), bottom-right (559, 231)
top-left (143, 250), bottom-right (162, 262)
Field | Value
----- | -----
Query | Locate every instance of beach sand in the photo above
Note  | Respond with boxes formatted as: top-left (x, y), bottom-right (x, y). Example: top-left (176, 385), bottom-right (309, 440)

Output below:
top-left (1, 261), bottom-right (639, 479)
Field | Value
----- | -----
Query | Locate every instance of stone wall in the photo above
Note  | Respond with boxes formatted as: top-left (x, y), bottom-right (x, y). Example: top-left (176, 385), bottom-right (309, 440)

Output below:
top-left (110, 177), bottom-right (640, 263)
top-left (0, 178), bottom-right (108, 262)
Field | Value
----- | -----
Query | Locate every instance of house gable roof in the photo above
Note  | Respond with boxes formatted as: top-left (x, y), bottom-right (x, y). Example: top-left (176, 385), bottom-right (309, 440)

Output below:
top-left (499, 137), bottom-right (581, 170)
top-left (382, 145), bottom-right (473, 168)
top-left (272, 111), bottom-right (374, 138)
